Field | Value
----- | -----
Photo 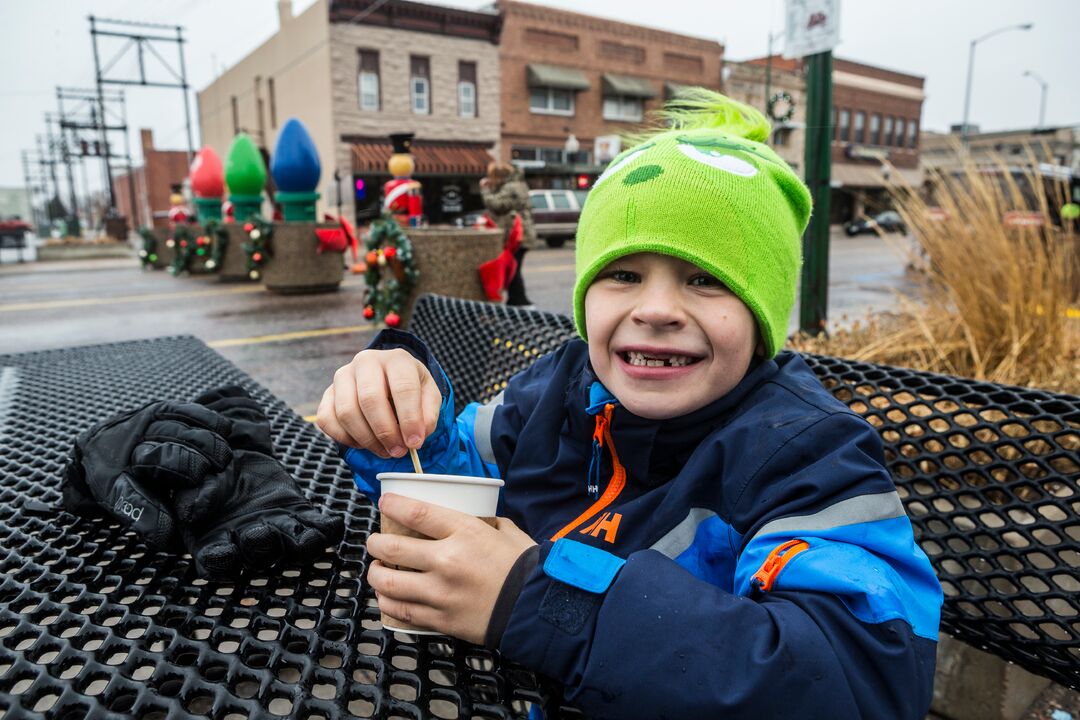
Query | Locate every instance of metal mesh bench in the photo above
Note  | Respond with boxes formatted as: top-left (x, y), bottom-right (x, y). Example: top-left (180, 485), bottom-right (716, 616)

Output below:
top-left (0, 335), bottom-right (578, 719)
top-left (409, 294), bottom-right (1080, 692)
top-left (1, 295), bottom-right (1077, 719)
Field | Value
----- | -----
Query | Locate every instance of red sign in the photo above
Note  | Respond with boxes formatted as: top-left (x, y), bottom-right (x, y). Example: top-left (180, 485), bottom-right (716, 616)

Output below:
top-left (1003, 211), bottom-right (1044, 227)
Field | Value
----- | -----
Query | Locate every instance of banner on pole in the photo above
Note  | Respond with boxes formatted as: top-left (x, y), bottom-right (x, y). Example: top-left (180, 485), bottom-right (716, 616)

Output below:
top-left (783, 0), bottom-right (841, 59)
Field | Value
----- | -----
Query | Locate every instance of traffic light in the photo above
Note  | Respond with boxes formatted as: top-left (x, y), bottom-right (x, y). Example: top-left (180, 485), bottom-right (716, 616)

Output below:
top-left (355, 178), bottom-right (366, 200)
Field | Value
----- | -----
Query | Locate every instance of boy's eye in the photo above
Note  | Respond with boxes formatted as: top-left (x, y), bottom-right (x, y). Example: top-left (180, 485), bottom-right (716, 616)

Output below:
top-left (677, 144), bottom-right (758, 177)
top-left (601, 269), bottom-right (640, 284)
top-left (689, 273), bottom-right (725, 288)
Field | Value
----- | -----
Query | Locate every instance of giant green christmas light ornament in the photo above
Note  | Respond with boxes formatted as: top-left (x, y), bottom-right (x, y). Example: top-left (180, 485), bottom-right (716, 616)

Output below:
top-left (225, 133), bottom-right (267, 222)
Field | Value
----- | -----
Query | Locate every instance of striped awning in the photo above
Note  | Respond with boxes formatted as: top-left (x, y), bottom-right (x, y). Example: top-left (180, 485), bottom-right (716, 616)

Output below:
top-left (350, 140), bottom-right (495, 176)
top-left (602, 73), bottom-right (657, 98)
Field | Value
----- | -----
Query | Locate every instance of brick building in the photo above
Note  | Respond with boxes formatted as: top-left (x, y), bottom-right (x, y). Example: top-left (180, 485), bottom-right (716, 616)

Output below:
top-left (722, 59), bottom-right (806, 173)
top-left (495, 0), bottom-right (723, 189)
top-left (745, 56), bottom-right (925, 223)
top-left (113, 129), bottom-right (190, 229)
top-left (198, 0), bottom-right (501, 225)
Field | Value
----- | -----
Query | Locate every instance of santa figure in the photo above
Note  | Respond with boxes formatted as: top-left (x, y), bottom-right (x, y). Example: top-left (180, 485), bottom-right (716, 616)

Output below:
top-left (167, 186), bottom-right (191, 226)
top-left (382, 133), bottom-right (423, 227)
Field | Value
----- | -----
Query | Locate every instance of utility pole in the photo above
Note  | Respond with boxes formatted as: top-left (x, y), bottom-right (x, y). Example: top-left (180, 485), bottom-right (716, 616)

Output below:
top-left (798, 50), bottom-right (834, 335)
top-left (88, 14), bottom-right (198, 220)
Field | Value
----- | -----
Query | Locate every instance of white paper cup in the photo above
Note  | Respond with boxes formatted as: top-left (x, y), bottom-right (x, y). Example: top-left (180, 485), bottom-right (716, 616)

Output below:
top-left (374, 472), bottom-right (504, 635)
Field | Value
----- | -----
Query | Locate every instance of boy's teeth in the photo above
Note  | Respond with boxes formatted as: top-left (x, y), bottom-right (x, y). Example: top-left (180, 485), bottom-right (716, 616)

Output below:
top-left (625, 351), bottom-right (693, 367)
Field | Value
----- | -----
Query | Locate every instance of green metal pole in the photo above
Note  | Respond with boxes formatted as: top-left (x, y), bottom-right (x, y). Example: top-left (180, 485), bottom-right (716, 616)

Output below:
top-left (799, 50), bottom-right (833, 335)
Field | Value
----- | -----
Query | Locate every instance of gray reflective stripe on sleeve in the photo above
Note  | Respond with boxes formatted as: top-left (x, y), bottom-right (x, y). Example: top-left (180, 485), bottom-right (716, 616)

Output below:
top-left (649, 508), bottom-right (717, 559)
top-left (749, 491), bottom-right (906, 543)
top-left (473, 391), bottom-right (504, 465)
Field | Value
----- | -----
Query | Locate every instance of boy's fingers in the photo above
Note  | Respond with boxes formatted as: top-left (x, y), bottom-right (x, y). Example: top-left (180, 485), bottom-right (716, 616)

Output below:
top-left (420, 372), bottom-right (443, 438)
top-left (379, 494), bottom-right (466, 540)
top-left (316, 386), bottom-right (352, 446)
top-left (354, 369), bottom-right (406, 457)
top-left (385, 360), bottom-right (426, 449)
top-left (367, 559), bottom-right (439, 605)
top-left (366, 532), bottom-right (435, 572)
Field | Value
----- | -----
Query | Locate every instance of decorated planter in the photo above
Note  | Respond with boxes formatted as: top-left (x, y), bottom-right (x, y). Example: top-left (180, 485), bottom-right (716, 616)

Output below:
top-left (215, 224), bottom-right (256, 281)
top-left (145, 227), bottom-right (175, 270)
top-left (381, 227), bottom-right (502, 327)
top-left (259, 222), bottom-right (345, 294)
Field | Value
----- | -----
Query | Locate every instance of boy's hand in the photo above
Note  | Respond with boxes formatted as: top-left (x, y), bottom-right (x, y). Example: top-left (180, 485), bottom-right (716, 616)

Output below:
top-left (316, 348), bottom-right (442, 458)
top-left (366, 493), bottom-right (537, 645)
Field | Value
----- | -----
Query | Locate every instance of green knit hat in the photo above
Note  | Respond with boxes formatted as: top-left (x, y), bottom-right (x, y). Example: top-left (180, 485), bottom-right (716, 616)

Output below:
top-left (573, 89), bottom-right (812, 358)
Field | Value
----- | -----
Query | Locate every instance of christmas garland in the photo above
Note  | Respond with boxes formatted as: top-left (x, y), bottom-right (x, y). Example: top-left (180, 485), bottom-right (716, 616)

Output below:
top-left (362, 215), bottom-right (419, 328)
top-left (203, 220), bottom-right (230, 272)
top-left (767, 90), bottom-right (795, 124)
top-left (242, 216), bottom-right (273, 281)
top-left (137, 227), bottom-right (158, 269)
top-left (168, 224), bottom-right (196, 276)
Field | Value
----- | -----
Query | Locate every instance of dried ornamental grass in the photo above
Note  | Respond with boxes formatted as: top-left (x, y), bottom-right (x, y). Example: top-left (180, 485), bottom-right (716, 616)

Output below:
top-left (789, 147), bottom-right (1079, 395)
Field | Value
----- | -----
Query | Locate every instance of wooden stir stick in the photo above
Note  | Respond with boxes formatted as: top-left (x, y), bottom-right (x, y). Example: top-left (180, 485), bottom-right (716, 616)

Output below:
top-left (408, 447), bottom-right (423, 474)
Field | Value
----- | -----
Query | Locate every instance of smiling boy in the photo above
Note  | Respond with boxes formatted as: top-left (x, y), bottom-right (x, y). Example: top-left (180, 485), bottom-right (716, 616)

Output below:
top-left (318, 90), bottom-right (942, 719)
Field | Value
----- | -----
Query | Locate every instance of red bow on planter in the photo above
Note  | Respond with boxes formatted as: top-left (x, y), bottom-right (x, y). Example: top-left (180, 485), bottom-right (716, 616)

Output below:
top-left (477, 214), bottom-right (523, 302)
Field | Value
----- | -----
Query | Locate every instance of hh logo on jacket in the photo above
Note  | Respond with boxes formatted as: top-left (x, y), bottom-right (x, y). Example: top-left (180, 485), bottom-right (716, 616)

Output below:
top-left (579, 512), bottom-right (622, 543)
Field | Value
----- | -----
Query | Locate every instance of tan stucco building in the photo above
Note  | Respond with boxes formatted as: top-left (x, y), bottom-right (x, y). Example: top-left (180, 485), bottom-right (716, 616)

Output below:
top-left (198, 0), bottom-right (501, 224)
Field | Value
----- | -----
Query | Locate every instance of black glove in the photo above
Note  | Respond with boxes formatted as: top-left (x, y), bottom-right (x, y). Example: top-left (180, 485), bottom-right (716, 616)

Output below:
top-left (63, 401), bottom-right (234, 549)
top-left (177, 385), bottom-right (345, 577)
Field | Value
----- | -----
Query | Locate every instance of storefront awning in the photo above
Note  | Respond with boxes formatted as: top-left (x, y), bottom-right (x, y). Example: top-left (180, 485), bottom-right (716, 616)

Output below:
top-left (831, 163), bottom-right (924, 189)
top-left (602, 73), bottom-right (657, 98)
top-left (350, 140), bottom-right (495, 176)
top-left (526, 63), bottom-right (591, 91)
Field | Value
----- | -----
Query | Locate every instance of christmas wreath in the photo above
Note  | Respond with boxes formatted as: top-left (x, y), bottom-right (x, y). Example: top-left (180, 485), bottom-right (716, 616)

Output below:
top-left (203, 220), bottom-right (230, 272)
top-left (168, 224), bottom-right (196, 276)
top-left (242, 216), bottom-right (273, 281)
top-left (137, 227), bottom-right (158, 269)
top-left (767, 90), bottom-right (795, 124)
top-left (362, 215), bottom-right (419, 328)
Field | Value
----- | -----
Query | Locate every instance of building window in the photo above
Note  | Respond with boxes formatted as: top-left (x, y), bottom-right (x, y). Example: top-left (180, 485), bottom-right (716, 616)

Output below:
top-left (774, 127), bottom-right (792, 146)
top-left (854, 111), bottom-right (865, 143)
top-left (602, 95), bottom-right (643, 122)
top-left (839, 109), bottom-right (850, 142)
top-left (268, 77), bottom-right (277, 128)
top-left (907, 119), bottom-right (918, 149)
top-left (358, 50), bottom-right (380, 111)
top-left (458, 61), bottom-right (477, 118)
top-left (895, 118), bottom-right (906, 148)
top-left (410, 55), bottom-right (430, 115)
top-left (884, 116), bottom-right (893, 146)
top-left (870, 113), bottom-right (881, 145)
top-left (529, 87), bottom-right (574, 116)
top-left (231, 96), bottom-right (239, 135)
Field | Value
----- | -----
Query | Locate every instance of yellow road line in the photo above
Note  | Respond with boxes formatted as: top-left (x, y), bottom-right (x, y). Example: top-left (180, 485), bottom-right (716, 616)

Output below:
top-left (208, 325), bottom-right (371, 348)
top-left (0, 285), bottom-right (264, 313)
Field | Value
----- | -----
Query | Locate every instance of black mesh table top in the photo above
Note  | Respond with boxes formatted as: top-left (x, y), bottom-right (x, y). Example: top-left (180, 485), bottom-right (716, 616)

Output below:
top-left (410, 294), bottom-right (1080, 691)
top-left (0, 336), bottom-right (577, 719)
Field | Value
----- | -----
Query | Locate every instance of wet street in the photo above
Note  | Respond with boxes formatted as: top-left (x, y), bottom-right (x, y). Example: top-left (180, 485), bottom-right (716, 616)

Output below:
top-left (0, 231), bottom-right (914, 419)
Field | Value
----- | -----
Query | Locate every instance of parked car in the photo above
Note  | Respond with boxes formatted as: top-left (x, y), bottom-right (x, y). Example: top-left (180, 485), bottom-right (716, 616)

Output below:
top-left (845, 210), bottom-right (906, 236)
top-left (529, 189), bottom-right (588, 247)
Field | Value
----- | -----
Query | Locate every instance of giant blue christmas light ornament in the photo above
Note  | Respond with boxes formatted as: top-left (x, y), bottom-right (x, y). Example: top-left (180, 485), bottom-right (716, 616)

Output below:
top-left (271, 117), bottom-right (322, 221)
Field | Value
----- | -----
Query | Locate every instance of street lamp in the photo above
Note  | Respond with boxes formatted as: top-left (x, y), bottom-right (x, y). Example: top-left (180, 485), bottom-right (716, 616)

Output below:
top-left (564, 133), bottom-right (580, 165)
top-left (961, 22), bottom-right (1033, 148)
top-left (1022, 70), bottom-right (1048, 128)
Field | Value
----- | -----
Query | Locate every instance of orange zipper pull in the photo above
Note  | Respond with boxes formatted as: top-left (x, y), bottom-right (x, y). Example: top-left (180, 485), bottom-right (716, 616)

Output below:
top-left (752, 539), bottom-right (809, 593)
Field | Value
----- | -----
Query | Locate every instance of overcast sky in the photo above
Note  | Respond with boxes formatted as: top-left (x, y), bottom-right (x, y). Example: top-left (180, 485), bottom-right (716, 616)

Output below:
top-left (1, 0), bottom-right (1076, 191)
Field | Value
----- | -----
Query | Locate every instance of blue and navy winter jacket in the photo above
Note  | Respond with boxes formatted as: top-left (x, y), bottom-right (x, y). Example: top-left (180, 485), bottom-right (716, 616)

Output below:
top-left (343, 330), bottom-right (943, 720)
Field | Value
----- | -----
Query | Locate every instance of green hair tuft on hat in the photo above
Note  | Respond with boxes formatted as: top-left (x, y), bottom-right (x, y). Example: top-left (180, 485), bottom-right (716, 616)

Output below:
top-left (573, 88), bottom-right (812, 358)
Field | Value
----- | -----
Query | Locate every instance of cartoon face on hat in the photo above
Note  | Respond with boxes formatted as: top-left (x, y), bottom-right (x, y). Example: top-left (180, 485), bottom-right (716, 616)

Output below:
top-left (573, 97), bottom-right (812, 358)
